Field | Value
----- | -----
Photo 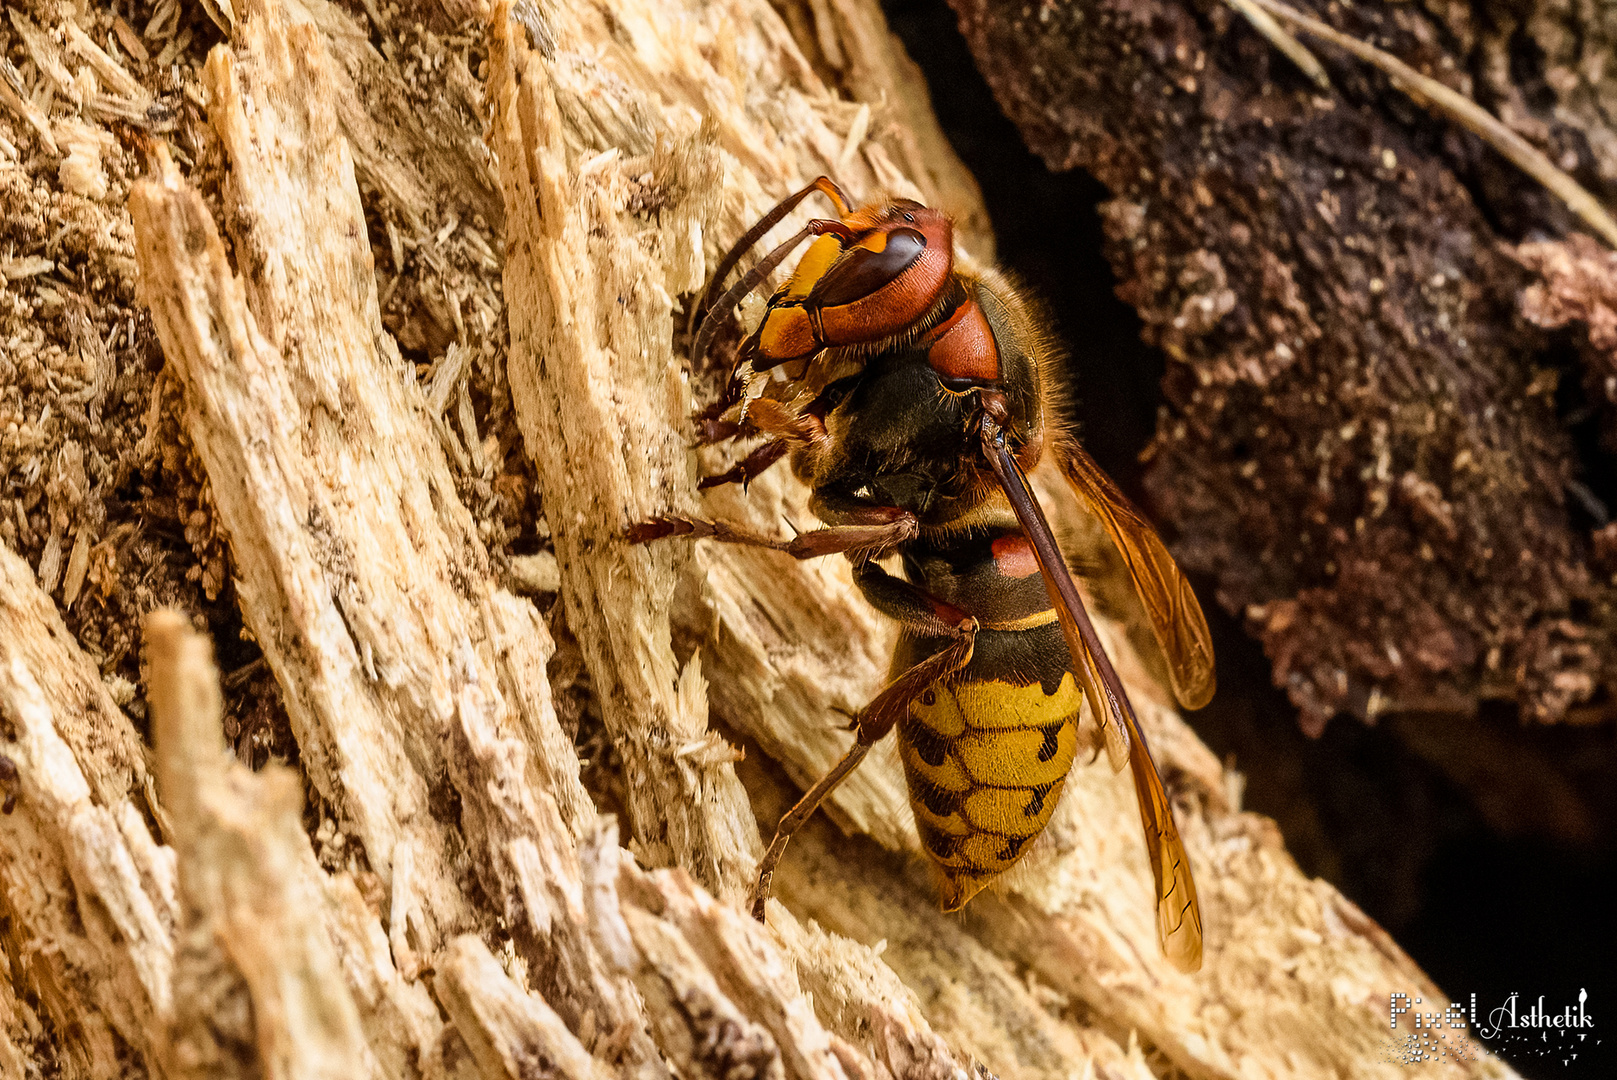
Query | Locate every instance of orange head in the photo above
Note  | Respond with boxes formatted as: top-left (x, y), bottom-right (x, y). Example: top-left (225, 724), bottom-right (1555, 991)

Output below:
top-left (746, 200), bottom-right (955, 369)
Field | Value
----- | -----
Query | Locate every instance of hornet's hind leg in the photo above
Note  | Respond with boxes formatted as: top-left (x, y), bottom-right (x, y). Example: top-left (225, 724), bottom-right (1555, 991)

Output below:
top-left (627, 504), bottom-right (975, 921)
top-left (748, 616), bottom-right (977, 920)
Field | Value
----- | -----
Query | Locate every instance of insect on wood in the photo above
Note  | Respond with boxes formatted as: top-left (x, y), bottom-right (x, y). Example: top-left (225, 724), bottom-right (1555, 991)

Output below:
top-left (631, 176), bottom-right (1216, 972)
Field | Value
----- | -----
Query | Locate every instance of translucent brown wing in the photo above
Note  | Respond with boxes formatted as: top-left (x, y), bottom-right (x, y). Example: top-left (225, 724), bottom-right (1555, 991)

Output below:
top-left (1069, 612), bottom-right (1131, 774)
top-left (1045, 575), bottom-right (1204, 972)
top-left (1046, 575), bottom-right (1204, 972)
top-left (1053, 438), bottom-right (1216, 711)
top-left (1038, 559), bottom-right (1204, 971)
top-left (978, 416), bottom-right (1204, 972)
top-left (1123, 714), bottom-right (1204, 972)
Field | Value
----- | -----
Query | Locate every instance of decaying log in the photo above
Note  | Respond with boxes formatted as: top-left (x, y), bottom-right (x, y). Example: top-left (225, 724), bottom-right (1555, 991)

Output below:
top-left (138, 604), bottom-right (980, 1080)
top-left (1, 543), bottom-right (174, 1077)
top-left (126, 0), bottom-right (662, 1072)
top-left (434, 934), bottom-right (606, 1080)
top-left (0, 0), bottom-right (1541, 1074)
top-left (147, 608), bottom-right (381, 1080)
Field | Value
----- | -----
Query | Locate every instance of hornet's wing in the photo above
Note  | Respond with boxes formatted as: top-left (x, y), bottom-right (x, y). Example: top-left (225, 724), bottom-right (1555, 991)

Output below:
top-left (1052, 437), bottom-right (1216, 711)
top-left (978, 414), bottom-right (1204, 973)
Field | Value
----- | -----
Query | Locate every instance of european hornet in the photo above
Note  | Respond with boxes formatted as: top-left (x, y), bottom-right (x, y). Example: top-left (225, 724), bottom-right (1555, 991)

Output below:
top-left (632, 177), bottom-right (1216, 972)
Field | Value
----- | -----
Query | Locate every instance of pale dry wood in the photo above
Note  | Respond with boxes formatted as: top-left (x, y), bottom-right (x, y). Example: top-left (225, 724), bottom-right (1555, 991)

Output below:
top-left (0, 980), bottom-right (35, 1080)
top-left (596, 823), bottom-right (970, 1080)
top-left (126, 174), bottom-right (449, 1080)
top-left (0, 64), bottom-right (58, 154)
top-left (146, 609), bottom-right (380, 1080)
top-left (126, 22), bottom-right (658, 1080)
top-left (131, 0), bottom-right (600, 972)
top-left (435, 935), bottom-right (609, 1080)
top-left (440, 608), bottom-right (667, 1080)
top-left (275, 0), bottom-right (503, 234)
top-left (0, 541), bottom-right (175, 1079)
top-left (620, 859), bottom-right (852, 1080)
top-left (490, 0), bottom-right (759, 901)
top-left (123, 1), bottom-right (763, 1077)
top-left (618, 903), bottom-right (799, 1080)
top-left (126, 156), bottom-right (643, 1080)
top-left (134, 597), bottom-right (961, 1080)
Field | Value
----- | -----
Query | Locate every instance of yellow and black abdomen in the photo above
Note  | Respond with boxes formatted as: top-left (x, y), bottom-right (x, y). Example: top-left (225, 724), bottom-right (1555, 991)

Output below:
top-left (894, 620), bottom-right (1082, 910)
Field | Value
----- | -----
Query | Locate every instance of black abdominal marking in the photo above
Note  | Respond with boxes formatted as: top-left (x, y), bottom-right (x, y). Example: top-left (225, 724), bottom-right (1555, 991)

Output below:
top-left (916, 779), bottom-right (960, 817)
top-left (919, 821), bottom-right (962, 860)
top-left (1023, 782), bottom-right (1054, 818)
top-left (997, 835), bottom-right (1028, 861)
top-left (1036, 721), bottom-right (1063, 763)
top-left (908, 723), bottom-right (949, 767)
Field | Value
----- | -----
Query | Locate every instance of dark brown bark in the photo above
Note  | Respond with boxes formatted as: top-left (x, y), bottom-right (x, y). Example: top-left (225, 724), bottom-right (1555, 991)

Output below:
top-left (948, 0), bottom-right (1617, 735)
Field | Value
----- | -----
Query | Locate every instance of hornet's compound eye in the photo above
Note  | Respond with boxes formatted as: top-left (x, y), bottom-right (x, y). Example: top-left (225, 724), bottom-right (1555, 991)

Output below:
top-left (809, 229), bottom-right (928, 309)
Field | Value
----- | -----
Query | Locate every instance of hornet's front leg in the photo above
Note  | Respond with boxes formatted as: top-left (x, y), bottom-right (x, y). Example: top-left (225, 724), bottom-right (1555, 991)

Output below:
top-left (697, 439), bottom-right (789, 491)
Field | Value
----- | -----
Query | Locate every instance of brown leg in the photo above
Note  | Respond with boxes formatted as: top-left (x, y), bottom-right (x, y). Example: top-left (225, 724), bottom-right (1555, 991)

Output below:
top-left (749, 619), bottom-right (976, 920)
top-left (695, 398), bottom-right (824, 486)
top-left (698, 439), bottom-right (789, 491)
top-left (750, 741), bottom-right (872, 920)
top-left (626, 508), bottom-right (917, 560)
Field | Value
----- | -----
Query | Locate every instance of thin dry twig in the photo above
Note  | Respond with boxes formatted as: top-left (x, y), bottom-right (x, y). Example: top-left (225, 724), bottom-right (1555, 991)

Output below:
top-left (1224, 0), bottom-right (1330, 91)
top-left (1246, 0), bottom-right (1617, 249)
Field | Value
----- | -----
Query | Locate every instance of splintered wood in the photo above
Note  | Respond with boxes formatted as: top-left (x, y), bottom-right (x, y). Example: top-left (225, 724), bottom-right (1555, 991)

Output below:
top-left (0, 544), bottom-right (174, 1078)
top-left (146, 609), bottom-right (383, 1080)
top-left (0, 0), bottom-right (1523, 1076)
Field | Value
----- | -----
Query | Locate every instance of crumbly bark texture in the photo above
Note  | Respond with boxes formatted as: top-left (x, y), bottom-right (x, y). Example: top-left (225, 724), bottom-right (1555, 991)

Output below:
top-left (947, 0), bottom-right (1617, 733)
